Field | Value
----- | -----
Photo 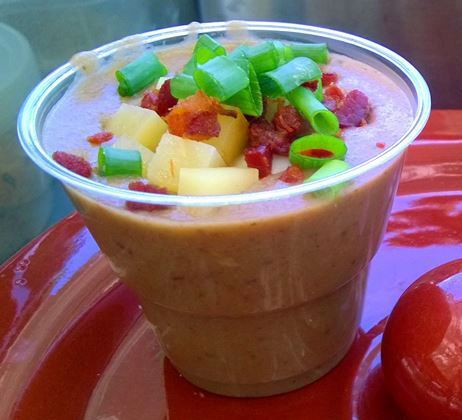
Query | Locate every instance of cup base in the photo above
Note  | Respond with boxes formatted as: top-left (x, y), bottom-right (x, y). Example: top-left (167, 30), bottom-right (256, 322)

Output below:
top-left (177, 343), bottom-right (352, 397)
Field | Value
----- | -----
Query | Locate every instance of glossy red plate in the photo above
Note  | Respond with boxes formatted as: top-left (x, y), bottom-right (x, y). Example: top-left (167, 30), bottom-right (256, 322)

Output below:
top-left (2, 110), bottom-right (462, 420)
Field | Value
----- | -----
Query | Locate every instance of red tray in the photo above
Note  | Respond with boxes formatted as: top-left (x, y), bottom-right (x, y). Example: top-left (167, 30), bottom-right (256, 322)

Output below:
top-left (1, 110), bottom-right (462, 419)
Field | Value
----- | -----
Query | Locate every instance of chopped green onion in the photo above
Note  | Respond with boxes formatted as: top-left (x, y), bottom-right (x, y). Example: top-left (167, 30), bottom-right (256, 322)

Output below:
top-left (244, 41), bottom-right (280, 74)
top-left (287, 86), bottom-right (339, 135)
top-left (229, 45), bottom-right (249, 60)
top-left (183, 34), bottom-right (227, 75)
top-left (259, 57), bottom-right (322, 98)
top-left (182, 56), bottom-right (197, 75)
top-left (290, 42), bottom-right (329, 64)
top-left (194, 34), bottom-right (226, 64)
top-left (289, 134), bottom-right (347, 168)
top-left (170, 73), bottom-right (198, 99)
top-left (115, 51), bottom-right (167, 97)
top-left (224, 58), bottom-right (262, 116)
top-left (305, 159), bottom-right (351, 197)
top-left (98, 147), bottom-right (142, 176)
top-left (194, 56), bottom-right (249, 101)
top-left (271, 40), bottom-right (293, 65)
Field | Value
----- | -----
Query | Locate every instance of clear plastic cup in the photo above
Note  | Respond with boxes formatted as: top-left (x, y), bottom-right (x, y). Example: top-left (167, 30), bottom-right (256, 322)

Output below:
top-left (18, 21), bottom-right (430, 397)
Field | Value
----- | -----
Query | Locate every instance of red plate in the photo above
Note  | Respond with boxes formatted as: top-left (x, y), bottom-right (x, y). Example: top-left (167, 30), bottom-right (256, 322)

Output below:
top-left (1, 110), bottom-right (462, 419)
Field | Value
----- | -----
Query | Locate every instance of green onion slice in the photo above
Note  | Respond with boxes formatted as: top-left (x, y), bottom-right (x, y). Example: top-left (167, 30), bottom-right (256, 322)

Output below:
top-left (229, 45), bottom-right (249, 60)
top-left (194, 34), bottom-right (226, 64)
top-left (289, 134), bottom-right (347, 168)
top-left (259, 57), bottom-right (322, 98)
top-left (224, 58), bottom-right (262, 116)
top-left (304, 159), bottom-right (351, 197)
top-left (290, 42), bottom-right (329, 64)
top-left (271, 40), bottom-right (293, 65)
top-left (98, 147), bottom-right (142, 176)
top-left (287, 86), bottom-right (339, 135)
top-left (194, 56), bottom-right (249, 101)
top-left (170, 73), bottom-right (198, 99)
top-left (243, 41), bottom-right (280, 74)
top-left (115, 51), bottom-right (167, 97)
top-left (183, 34), bottom-right (227, 75)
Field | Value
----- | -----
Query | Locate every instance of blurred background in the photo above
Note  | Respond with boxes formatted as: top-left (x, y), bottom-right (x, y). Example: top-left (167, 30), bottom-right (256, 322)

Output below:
top-left (0, 0), bottom-right (459, 262)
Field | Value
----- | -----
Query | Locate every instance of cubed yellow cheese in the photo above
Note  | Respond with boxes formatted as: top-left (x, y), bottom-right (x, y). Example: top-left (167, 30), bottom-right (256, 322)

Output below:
top-left (106, 103), bottom-right (167, 151)
top-left (178, 167), bottom-right (259, 196)
top-left (202, 106), bottom-right (249, 165)
top-left (146, 133), bottom-right (225, 193)
top-left (111, 136), bottom-right (155, 177)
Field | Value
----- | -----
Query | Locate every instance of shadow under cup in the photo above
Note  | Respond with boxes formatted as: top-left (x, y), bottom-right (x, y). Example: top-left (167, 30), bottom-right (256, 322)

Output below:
top-left (18, 22), bottom-right (430, 397)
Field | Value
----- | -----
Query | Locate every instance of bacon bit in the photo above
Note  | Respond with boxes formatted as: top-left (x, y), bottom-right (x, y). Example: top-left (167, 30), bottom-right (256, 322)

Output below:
top-left (244, 144), bottom-right (273, 178)
top-left (376, 142), bottom-right (386, 149)
top-left (325, 85), bottom-right (344, 101)
top-left (300, 148), bottom-right (334, 158)
top-left (273, 104), bottom-right (303, 136)
top-left (279, 165), bottom-right (304, 184)
top-left (185, 111), bottom-right (220, 139)
top-left (86, 131), bottom-right (113, 145)
top-left (140, 90), bottom-right (160, 112)
top-left (52, 151), bottom-right (92, 178)
top-left (248, 117), bottom-right (291, 155)
top-left (125, 181), bottom-right (169, 212)
top-left (321, 72), bottom-right (338, 86)
top-left (335, 89), bottom-right (370, 128)
top-left (165, 91), bottom-right (222, 140)
top-left (322, 85), bottom-right (345, 112)
top-left (140, 80), bottom-right (178, 117)
top-left (302, 80), bottom-right (318, 91)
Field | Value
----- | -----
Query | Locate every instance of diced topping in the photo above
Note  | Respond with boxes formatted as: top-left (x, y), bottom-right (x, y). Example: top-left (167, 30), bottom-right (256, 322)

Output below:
top-left (98, 147), bottom-right (142, 176)
top-left (244, 144), bottom-right (273, 178)
top-left (302, 80), bottom-right (318, 91)
top-left (125, 181), bottom-right (168, 212)
top-left (321, 72), bottom-right (338, 86)
top-left (165, 91), bottom-right (224, 141)
top-left (140, 90), bottom-right (160, 112)
top-left (279, 165), bottom-right (304, 183)
top-left (52, 151), bottom-right (92, 178)
top-left (140, 80), bottom-right (178, 117)
top-left (335, 89), bottom-right (370, 128)
top-left (249, 117), bottom-right (290, 156)
top-left (322, 85), bottom-right (344, 112)
top-left (87, 131), bottom-right (113, 145)
top-left (376, 142), bottom-right (386, 149)
top-left (273, 104), bottom-right (303, 137)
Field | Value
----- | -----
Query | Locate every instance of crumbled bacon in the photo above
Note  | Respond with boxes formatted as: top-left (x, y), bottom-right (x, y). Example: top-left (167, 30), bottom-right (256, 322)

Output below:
top-left (321, 72), bottom-right (338, 86)
top-left (302, 80), bottom-right (318, 91)
top-left (140, 90), bottom-right (160, 112)
top-left (87, 131), bottom-right (113, 145)
top-left (279, 165), bottom-right (304, 184)
top-left (140, 80), bottom-right (178, 117)
top-left (165, 91), bottom-right (224, 140)
top-left (323, 85), bottom-right (344, 112)
top-left (244, 144), bottom-right (273, 178)
top-left (273, 104), bottom-right (303, 136)
top-left (52, 151), bottom-right (92, 178)
top-left (376, 142), bottom-right (386, 149)
top-left (125, 181), bottom-right (169, 212)
top-left (249, 117), bottom-right (291, 155)
top-left (335, 89), bottom-right (370, 128)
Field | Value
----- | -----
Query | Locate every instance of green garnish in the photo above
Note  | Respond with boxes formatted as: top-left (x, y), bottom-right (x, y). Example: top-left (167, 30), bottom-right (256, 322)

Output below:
top-left (243, 41), bottom-right (280, 74)
top-left (290, 42), bottom-right (329, 64)
top-left (305, 159), bottom-right (351, 197)
top-left (170, 73), bottom-right (198, 99)
top-left (287, 87), bottom-right (339, 135)
top-left (115, 51), bottom-right (167, 97)
top-left (98, 147), bottom-right (142, 176)
top-left (193, 56), bottom-right (249, 101)
top-left (289, 134), bottom-right (347, 168)
top-left (224, 58), bottom-right (263, 116)
top-left (271, 40), bottom-right (293, 65)
top-left (259, 57), bottom-right (322, 98)
top-left (194, 34), bottom-right (227, 64)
